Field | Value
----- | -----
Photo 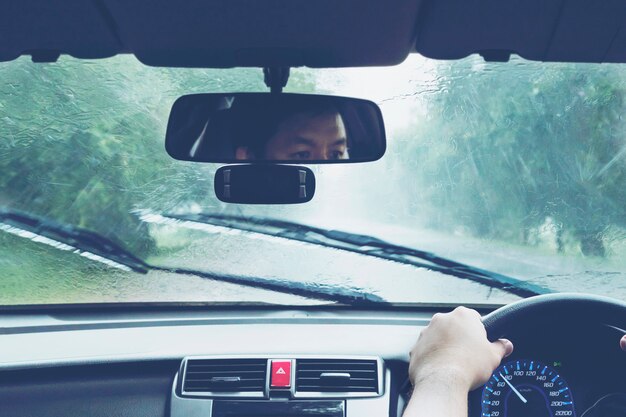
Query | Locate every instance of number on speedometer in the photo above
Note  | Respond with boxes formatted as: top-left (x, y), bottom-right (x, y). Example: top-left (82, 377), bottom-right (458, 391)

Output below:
top-left (481, 359), bottom-right (576, 417)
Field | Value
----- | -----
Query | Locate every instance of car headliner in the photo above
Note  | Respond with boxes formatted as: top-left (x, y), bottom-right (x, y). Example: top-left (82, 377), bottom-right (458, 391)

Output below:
top-left (2, 0), bottom-right (626, 68)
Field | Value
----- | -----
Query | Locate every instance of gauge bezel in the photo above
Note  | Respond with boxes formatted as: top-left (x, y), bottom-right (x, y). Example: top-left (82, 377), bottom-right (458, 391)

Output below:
top-left (480, 358), bottom-right (577, 417)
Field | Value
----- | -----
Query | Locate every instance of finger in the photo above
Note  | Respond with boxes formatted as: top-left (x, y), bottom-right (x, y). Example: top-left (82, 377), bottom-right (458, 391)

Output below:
top-left (492, 338), bottom-right (514, 360)
top-left (620, 335), bottom-right (626, 352)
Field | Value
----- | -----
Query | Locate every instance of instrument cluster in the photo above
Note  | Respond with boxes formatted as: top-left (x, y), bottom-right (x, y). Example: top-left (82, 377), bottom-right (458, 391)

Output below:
top-left (471, 324), bottom-right (626, 417)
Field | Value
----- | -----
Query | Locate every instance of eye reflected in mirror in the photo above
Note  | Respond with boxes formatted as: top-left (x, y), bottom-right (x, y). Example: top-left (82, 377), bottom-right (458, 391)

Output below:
top-left (165, 93), bottom-right (386, 164)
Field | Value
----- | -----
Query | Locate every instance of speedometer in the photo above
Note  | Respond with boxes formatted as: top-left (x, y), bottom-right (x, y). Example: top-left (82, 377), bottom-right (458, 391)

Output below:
top-left (481, 359), bottom-right (576, 417)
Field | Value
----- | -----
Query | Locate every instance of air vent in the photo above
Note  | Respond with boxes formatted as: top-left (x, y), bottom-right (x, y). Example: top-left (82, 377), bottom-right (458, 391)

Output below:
top-left (182, 358), bottom-right (267, 394)
top-left (295, 359), bottom-right (379, 393)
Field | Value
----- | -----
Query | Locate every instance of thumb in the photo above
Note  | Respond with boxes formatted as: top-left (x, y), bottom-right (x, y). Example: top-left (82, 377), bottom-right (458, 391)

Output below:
top-left (620, 335), bottom-right (626, 352)
top-left (491, 338), bottom-right (514, 360)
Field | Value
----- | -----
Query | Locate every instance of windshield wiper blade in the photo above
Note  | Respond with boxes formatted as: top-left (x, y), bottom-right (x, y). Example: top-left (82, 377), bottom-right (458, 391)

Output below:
top-left (149, 266), bottom-right (386, 305)
top-left (0, 208), bottom-right (150, 273)
top-left (156, 212), bottom-right (550, 298)
top-left (0, 208), bottom-right (385, 306)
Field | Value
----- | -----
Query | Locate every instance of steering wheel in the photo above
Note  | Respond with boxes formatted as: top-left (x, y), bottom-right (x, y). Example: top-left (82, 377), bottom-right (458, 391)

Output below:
top-left (482, 293), bottom-right (626, 341)
top-left (399, 294), bottom-right (626, 417)
top-left (472, 293), bottom-right (626, 417)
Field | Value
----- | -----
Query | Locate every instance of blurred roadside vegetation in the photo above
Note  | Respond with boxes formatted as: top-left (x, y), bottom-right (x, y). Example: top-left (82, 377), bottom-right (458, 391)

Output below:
top-left (395, 59), bottom-right (626, 258)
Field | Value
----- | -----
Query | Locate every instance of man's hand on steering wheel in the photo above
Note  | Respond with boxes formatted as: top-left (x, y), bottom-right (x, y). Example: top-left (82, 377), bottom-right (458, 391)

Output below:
top-left (403, 307), bottom-right (513, 417)
top-left (408, 306), bottom-right (513, 391)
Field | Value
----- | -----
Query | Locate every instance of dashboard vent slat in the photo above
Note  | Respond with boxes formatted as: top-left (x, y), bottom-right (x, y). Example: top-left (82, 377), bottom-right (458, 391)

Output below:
top-left (295, 359), bottom-right (379, 393)
top-left (183, 359), bottom-right (267, 393)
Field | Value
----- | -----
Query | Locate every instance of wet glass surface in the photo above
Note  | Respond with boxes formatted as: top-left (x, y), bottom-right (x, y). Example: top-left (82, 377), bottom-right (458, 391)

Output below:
top-left (1, 55), bottom-right (624, 305)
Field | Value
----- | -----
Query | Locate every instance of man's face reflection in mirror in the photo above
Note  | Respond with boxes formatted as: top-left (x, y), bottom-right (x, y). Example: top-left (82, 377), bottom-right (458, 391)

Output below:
top-left (235, 104), bottom-right (350, 161)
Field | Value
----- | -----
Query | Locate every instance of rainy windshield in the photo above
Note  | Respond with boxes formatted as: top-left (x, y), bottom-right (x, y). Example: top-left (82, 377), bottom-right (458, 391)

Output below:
top-left (1, 55), bottom-right (625, 306)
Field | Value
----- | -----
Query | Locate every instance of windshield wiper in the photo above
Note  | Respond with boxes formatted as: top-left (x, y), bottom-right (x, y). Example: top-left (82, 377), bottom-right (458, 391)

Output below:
top-left (0, 208), bottom-right (385, 306)
top-left (153, 212), bottom-right (550, 298)
top-left (0, 208), bottom-right (150, 273)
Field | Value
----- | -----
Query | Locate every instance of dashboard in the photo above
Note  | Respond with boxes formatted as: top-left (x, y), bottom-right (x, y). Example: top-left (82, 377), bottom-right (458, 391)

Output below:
top-left (0, 305), bottom-right (624, 417)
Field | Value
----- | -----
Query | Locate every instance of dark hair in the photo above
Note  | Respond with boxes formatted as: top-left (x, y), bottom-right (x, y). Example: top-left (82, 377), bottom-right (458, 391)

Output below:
top-left (231, 95), bottom-right (342, 157)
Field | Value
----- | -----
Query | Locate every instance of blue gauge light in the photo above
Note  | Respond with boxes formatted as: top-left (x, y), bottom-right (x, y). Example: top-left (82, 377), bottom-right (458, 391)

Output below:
top-left (481, 359), bottom-right (576, 417)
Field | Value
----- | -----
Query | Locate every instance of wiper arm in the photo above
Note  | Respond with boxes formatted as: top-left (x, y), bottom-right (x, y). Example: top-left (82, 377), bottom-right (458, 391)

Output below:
top-left (0, 208), bottom-right (385, 306)
top-left (155, 212), bottom-right (550, 298)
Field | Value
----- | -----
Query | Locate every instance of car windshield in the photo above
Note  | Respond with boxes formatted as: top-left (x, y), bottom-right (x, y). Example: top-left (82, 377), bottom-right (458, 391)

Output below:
top-left (1, 55), bottom-right (625, 306)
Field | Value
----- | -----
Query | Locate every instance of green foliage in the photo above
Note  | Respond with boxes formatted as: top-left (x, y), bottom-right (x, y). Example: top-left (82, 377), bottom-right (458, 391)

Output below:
top-left (399, 58), bottom-right (626, 256)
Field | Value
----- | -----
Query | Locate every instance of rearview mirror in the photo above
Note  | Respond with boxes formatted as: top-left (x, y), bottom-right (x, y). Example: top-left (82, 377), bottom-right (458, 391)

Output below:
top-left (165, 93), bottom-right (386, 164)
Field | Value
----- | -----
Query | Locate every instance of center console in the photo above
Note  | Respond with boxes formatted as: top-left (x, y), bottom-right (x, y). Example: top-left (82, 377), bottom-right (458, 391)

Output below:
top-left (170, 356), bottom-right (390, 417)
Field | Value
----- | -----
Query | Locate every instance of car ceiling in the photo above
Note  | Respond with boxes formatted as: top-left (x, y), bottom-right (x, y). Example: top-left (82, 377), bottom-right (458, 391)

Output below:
top-left (2, 0), bottom-right (626, 67)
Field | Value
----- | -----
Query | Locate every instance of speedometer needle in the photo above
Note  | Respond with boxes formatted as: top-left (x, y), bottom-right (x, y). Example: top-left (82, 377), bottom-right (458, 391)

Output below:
top-left (499, 373), bottom-right (528, 404)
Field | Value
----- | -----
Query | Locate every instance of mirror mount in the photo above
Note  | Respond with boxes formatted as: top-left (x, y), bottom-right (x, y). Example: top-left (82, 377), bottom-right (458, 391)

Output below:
top-left (215, 164), bottom-right (315, 204)
top-left (263, 67), bottom-right (290, 94)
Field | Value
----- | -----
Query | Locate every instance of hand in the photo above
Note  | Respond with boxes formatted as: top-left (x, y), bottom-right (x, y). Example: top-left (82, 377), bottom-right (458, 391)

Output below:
top-left (620, 335), bottom-right (626, 351)
top-left (408, 306), bottom-right (514, 392)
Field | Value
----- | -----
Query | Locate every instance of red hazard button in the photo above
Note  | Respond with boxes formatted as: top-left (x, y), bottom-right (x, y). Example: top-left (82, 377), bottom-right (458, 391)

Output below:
top-left (270, 360), bottom-right (292, 388)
